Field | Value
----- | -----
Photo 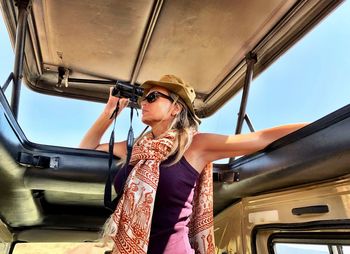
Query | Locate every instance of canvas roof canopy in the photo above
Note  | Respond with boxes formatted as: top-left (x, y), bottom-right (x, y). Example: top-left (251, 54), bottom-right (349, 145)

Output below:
top-left (1, 0), bottom-right (341, 117)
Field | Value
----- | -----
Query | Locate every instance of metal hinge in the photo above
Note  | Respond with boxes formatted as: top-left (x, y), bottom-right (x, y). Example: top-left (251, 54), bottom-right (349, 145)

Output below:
top-left (17, 152), bottom-right (59, 169)
top-left (218, 170), bottom-right (240, 183)
top-left (214, 170), bottom-right (240, 183)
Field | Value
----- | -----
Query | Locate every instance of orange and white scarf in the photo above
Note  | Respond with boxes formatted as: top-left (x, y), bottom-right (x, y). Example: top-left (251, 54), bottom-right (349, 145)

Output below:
top-left (110, 130), bottom-right (215, 254)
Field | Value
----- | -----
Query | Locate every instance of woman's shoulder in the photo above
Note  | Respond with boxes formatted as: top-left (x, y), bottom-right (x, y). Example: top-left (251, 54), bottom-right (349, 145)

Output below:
top-left (189, 132), bottom-right (212, 153)
top-left (190, 132), bottom-right (217, 149)
top-left (184, 133), bottom-right (213, 173)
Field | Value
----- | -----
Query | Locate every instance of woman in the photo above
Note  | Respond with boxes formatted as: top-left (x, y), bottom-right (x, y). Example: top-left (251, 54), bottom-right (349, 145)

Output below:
top-left (78, 74), bottom-right (308, 254)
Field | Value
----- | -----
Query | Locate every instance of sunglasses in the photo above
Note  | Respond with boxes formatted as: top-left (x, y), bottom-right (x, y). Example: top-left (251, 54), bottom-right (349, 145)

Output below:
top-left (142, 91), bottom-right (174, 103)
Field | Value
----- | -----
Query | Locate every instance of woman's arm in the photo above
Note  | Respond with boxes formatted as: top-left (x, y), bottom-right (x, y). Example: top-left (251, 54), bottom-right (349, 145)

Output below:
top-left (79, 87), bottom-right (129, 159)
top-left (193, 123), bottom-right (309, 163)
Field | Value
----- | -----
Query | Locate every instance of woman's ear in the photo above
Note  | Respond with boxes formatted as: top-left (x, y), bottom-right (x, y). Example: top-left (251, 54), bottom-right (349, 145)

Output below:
top-left (171, 103), bottom-right (182, 116)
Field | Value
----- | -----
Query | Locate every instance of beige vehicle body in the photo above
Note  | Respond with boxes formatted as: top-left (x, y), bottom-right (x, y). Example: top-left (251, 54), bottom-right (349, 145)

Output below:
top-left (1, 0), bottom-right (349, 253)
top-left (215, 178), bottom-right (350, 253)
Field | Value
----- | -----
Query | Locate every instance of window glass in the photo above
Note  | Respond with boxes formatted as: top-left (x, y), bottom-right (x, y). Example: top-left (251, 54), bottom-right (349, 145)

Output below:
top-left (343, 245), bottom-right (350, 254)
top-left (274, 243), bottom-right (329, 254)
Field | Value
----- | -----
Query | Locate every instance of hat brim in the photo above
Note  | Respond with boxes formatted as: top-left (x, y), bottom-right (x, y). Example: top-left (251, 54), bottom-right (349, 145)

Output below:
top-left (140, 80), bottom-right (201, 124)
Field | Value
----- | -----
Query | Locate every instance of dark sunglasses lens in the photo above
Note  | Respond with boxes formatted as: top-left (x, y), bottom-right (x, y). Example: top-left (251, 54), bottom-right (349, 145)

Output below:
top-left (145, 92), bottom-right (157, 103)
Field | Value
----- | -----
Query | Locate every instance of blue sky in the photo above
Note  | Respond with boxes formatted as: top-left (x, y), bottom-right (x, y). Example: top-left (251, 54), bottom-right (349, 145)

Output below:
top-left (1, 2), bottom-right (349, 156)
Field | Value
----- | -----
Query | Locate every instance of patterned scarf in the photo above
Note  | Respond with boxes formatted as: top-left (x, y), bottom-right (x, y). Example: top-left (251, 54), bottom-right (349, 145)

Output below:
top-left (110, 130), bottom-right (215, 254)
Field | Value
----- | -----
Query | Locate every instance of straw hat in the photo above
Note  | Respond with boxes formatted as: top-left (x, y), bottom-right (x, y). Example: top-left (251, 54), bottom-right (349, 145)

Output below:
top-left (141, 74), bottom-right (200, 123)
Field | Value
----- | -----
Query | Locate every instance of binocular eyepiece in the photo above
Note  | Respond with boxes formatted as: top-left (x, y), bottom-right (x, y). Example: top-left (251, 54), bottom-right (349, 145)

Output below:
top-left (112, 81), bottom-right (144, 104)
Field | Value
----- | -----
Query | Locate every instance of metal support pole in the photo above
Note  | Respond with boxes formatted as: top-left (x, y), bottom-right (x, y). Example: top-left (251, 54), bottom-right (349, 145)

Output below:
top-left (2, 72), bottom-right (14, 92)
top-left (11, 0), bottom-right (30, 119)
top-left (244, 114), bottom-right (255, 133)
top-left (229, 52), bottom-right (257, 164)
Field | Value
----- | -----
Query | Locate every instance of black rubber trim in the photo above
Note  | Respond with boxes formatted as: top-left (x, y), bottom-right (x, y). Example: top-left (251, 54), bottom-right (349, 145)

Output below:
top-left (9, 240), bottom-right (27, 254)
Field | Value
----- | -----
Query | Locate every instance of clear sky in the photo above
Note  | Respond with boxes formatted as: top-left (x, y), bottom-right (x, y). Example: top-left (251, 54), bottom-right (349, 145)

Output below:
top-left (1, 2), bottom-right (349, 163)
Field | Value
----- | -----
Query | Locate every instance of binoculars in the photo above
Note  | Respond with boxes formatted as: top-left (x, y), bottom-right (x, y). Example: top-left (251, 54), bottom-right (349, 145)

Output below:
top-left (112, 81), bottom-right (144, 104)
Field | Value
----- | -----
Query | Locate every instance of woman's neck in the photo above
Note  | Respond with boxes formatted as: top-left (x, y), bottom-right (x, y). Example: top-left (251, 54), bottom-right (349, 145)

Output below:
top-left (151, 124), bottom-right (170, 138)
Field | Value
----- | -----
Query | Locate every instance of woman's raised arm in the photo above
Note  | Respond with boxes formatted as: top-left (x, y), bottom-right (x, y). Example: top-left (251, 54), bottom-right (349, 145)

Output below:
top-left (192, 123), bottom-right (309, 163)
top-left (79, 87), bottom-right (129, 159)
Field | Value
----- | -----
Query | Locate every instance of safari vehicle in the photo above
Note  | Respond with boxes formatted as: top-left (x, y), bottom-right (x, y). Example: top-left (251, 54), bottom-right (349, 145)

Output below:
top-left (1, 0), bottom-right (350, 253)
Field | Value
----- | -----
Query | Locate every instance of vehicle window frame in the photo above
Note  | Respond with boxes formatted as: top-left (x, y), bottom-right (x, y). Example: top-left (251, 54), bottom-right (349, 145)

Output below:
top-left (250, 220), bottom-right (350, 254)
top-left (268, 232), bottom-right (350, 254)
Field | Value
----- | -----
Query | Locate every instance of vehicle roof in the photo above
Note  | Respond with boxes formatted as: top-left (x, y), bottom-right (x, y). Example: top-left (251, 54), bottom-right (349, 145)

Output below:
top-left (1, 0), bottom-right (342, 117)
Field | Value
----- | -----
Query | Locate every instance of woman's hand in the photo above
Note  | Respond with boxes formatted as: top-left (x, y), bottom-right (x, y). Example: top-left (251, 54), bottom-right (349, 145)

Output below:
top-left (104, 87), bottom-right (130, 119)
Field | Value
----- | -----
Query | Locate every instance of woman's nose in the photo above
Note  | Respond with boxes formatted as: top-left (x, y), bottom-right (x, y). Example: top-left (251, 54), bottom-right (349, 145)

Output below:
top-left (140, 99), bottom-right (148, 108)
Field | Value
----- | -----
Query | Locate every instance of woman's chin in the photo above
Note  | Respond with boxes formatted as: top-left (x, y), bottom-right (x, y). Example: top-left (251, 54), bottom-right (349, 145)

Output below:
top-left (141, 117), bottom-right (152, 126)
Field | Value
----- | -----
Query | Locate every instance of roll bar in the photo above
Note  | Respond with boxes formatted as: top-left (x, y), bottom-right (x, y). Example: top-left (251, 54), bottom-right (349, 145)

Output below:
top-left (10, 0), bottom-right (31, 119)
top-left (229, 52), bottom-right (257, 164)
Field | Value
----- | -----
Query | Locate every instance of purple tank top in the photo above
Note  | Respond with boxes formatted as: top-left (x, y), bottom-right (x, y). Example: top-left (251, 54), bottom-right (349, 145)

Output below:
top-left (114, 155), bottom-right (200, 254)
